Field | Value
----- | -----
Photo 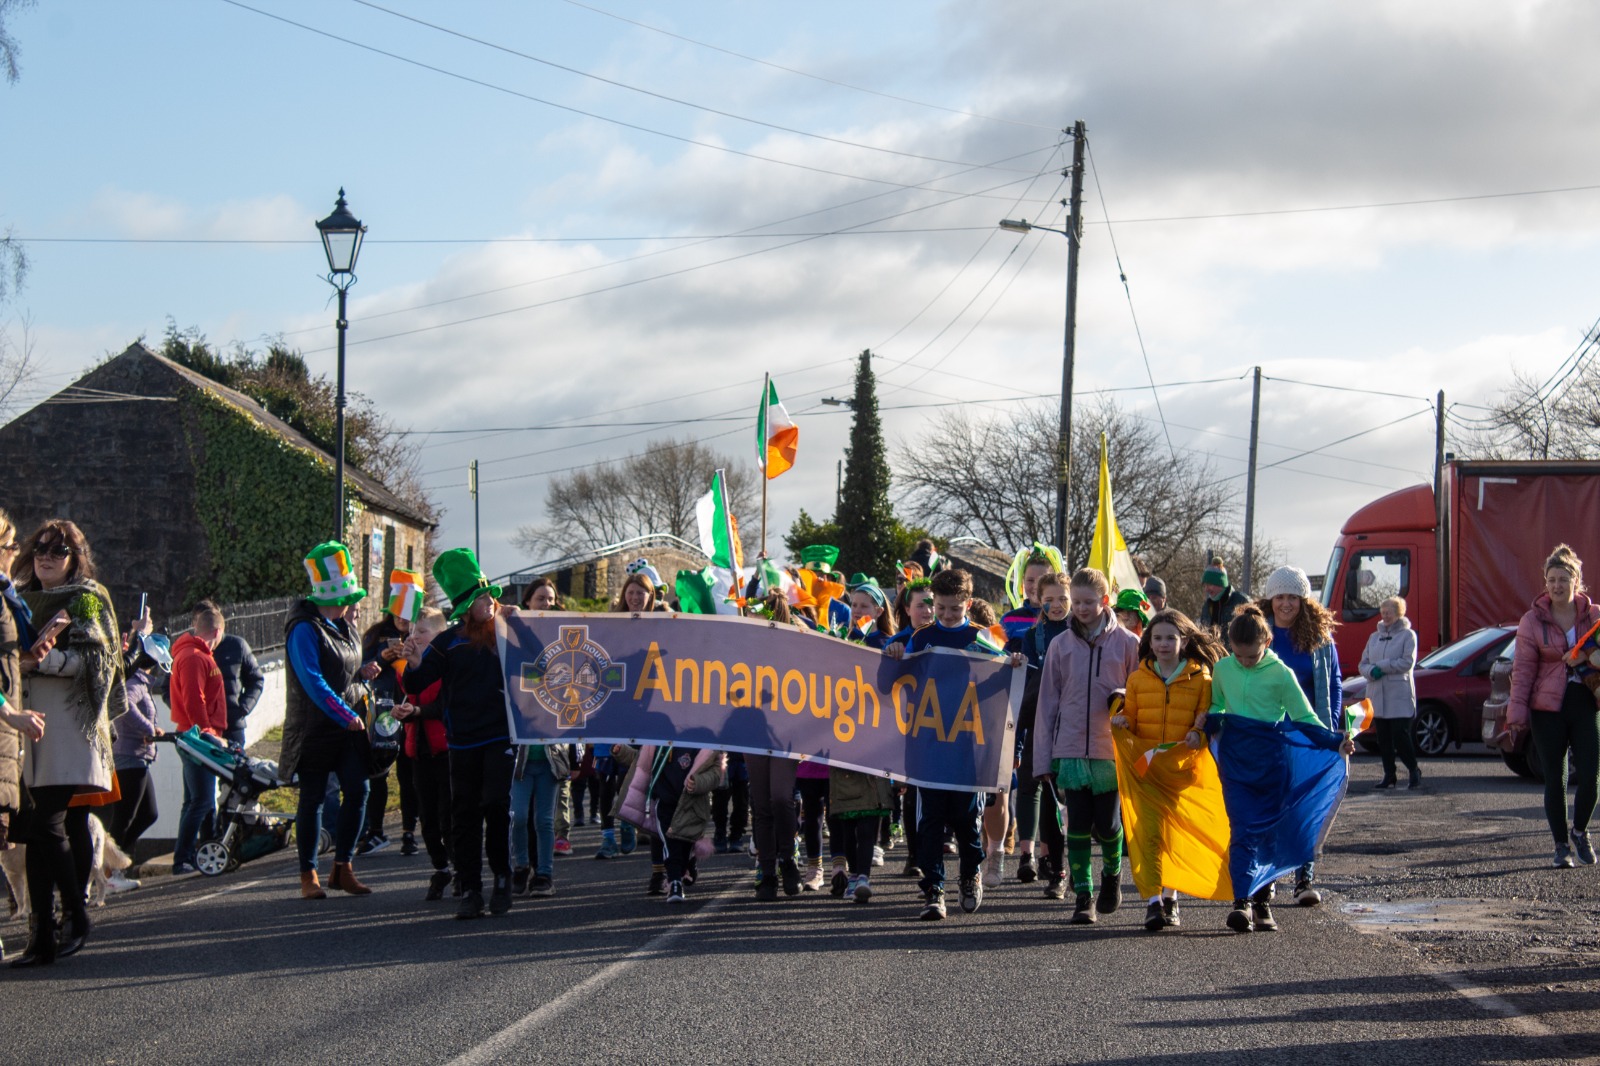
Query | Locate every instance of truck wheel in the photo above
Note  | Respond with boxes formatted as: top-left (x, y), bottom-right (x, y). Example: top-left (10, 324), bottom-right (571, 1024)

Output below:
top-left (1411, 705), bottom-right (1452, 757)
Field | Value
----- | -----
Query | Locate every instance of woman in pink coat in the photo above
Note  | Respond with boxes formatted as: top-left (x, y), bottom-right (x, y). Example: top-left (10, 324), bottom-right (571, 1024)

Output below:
top-left (1508, 544), bottom-right (1600, 868)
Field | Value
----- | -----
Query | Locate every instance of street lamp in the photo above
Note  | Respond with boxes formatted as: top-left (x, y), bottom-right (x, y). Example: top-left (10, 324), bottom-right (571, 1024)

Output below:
top-left (316, 188), bottom-right (367, 542)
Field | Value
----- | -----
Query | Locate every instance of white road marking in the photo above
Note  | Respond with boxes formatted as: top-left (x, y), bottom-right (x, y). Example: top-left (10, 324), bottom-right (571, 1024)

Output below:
top-left (446, 886), bottom-right (736, 1066)
top-left (178, 879), bottom-right (262, 907)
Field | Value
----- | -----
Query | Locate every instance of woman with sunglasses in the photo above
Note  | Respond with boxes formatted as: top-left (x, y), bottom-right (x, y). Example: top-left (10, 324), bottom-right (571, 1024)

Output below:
top-left (12, 520), bottom-right (126, 966)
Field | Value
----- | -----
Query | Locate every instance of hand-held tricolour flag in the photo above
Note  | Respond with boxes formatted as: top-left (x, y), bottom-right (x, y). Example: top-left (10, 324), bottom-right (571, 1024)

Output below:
top-left (1087, 432), bottom-right (1143, 594)
top-left (757, 380), bottom-right (799, 479)
top-left (696, 468), bottom-right (738, 569)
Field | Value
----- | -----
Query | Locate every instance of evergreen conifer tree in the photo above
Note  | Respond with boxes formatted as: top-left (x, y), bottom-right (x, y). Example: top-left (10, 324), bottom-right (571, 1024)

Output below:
top-left (833, 349), bottom-right (899, 582)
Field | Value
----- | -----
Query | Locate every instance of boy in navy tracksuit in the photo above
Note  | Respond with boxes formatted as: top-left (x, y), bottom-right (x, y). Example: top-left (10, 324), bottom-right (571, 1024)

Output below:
top-left (884, 568), bottom-right (1022, 920)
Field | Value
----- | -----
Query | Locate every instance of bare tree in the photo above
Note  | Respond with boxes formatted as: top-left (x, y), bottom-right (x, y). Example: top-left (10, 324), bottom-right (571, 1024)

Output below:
top-left (513, 436), bottom-right (756, 559)
top-left (1461, 360), bottom-right (1600, 460)
top-left (896, 397), bottom-right (1239, 576)
top-left (0, 312), bottom-right (40, 421)
top-left (0, 1), bottom-right (35, 312)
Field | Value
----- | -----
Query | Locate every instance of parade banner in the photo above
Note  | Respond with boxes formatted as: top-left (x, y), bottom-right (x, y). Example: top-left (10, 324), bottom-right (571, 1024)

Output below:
top-left (498, 612), bottom-right (1023, 792)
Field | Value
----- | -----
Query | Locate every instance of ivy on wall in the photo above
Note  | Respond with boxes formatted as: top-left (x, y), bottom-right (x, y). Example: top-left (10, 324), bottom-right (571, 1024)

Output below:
top-left (180, 384), bottom-right (362, 605)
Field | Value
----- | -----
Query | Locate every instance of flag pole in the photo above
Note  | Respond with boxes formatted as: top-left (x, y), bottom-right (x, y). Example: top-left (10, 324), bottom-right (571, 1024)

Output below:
top-left (760, 371), bottom-right (770, 560)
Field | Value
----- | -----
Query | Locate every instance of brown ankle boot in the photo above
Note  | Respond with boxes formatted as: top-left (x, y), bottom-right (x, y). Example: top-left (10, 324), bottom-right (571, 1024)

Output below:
top-left (301, 870), bottom-right (327, 900)
top-left (331, 862), bottom-right (372, 895)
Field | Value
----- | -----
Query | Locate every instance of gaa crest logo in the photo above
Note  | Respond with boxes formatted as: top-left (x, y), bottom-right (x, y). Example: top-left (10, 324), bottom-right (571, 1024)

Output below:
top-left (520, 625), bottom-right (627, 729)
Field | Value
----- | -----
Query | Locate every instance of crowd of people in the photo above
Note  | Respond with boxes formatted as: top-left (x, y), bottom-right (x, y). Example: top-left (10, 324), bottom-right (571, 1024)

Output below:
top-left (3, 515), bottom-right (1598, 967)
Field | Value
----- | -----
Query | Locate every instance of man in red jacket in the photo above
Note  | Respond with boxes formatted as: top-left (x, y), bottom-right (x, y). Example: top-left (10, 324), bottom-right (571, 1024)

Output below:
top-left (171, 601), bottom-right (228, 875)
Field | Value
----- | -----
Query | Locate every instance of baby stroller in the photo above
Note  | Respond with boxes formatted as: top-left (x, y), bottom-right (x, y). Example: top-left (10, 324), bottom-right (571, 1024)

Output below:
top-left (166, 727), bottom-right (295, 876)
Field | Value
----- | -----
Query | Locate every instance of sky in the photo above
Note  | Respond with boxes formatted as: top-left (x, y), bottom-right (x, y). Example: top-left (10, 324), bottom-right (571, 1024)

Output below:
top-left (2, 0), bottom-right (1597, 585)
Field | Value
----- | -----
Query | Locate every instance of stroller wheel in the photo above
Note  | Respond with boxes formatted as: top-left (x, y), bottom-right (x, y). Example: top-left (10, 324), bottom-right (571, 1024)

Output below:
top-left (318, 829), bottom-right (334, 856)
top-left (195, 840), bottom-right (232, 877)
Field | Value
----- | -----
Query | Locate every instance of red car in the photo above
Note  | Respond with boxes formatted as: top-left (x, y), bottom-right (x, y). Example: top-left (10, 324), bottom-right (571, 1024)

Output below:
top-left (1342, 624), bottom-right (1517, 757)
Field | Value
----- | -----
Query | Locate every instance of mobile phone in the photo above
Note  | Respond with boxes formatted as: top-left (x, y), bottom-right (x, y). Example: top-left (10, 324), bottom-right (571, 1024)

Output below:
top-left (137, 593), bottom-right (148, 620)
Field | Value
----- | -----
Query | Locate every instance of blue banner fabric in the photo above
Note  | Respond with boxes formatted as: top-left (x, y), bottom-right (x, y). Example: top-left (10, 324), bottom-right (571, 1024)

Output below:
top-left (497, 612), bottom-right (1022, 792)
top-left (1212, 715), bottom-right (1349, 899)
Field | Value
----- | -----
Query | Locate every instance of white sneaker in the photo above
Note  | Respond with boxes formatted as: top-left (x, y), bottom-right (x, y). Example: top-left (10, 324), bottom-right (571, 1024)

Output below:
top-left (801, 863), bottom-right (825, 892)
top-left (871, 845), bottom-right (885, 867)
top-left (982, 852), bottom-right (1004, 888)
top-left (106, 871), bottom-right (141, 893)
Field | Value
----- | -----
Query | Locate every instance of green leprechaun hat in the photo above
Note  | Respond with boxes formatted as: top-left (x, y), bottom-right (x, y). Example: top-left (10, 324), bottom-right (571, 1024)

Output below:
top-left (303, 542), bottom-right (367, 607)
top-left (799, 544), bottom-right (840, 573)
top-left (433, 547), bottom-right (503, 621)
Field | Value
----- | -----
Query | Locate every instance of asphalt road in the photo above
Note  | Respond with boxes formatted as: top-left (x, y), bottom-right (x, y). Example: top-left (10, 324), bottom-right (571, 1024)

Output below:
top-left (3, 750), bottom-right (1597, 1065)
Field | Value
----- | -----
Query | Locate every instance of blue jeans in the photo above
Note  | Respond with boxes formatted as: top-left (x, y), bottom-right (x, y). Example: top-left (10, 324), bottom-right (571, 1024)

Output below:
top-left (510, 754), bottom-right (558, 875)
top-left (175, 757), bottom-right (218, 866)
top-left (295, 738), bottom-right (370, 872)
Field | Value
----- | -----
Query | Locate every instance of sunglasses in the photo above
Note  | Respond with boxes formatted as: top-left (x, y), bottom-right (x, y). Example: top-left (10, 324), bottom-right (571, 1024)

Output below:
top-left (39, 544), bottom-right (73, 559)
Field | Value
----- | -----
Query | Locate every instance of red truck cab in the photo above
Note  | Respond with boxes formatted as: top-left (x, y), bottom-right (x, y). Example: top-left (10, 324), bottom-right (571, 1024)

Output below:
top-left (1323, 483), bottom-right (1437, 674)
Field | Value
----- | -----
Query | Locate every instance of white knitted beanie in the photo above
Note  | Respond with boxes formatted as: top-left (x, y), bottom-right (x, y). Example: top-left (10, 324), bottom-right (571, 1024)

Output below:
top-left (1261, 565), bottom-right (1312, 601)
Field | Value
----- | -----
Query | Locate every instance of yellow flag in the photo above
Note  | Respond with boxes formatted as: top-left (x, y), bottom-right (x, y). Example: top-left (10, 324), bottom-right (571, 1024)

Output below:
top-left (1087, 432), bottom-right (1143, 594)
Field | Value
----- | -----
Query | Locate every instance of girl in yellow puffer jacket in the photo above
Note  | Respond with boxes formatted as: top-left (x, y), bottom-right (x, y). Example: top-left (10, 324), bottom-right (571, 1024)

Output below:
top-left (1110, 609), bottom-right (1225, 930)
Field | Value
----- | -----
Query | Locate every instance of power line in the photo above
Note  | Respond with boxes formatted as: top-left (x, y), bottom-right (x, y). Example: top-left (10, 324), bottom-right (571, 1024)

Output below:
top-left (1202, 408), bottom-right (1434, 488)
top-left (349, 0), bottom-right (1045, 174)
top-left (1260, 375), bottom-right (1434, 403)
top-left (301, 169), bottom-right (1063, 354)
top-left (557, 0), bottom-right (1060, 132)
top-left (881, 183), bottom-right (1071, 394)
top-left (1086, 134), bottom-right (1173, 460)
top-left (276, 144), bottom-right (1060, 337)
top-left (15, 225), bottom-right (1017, 247)
top-left (218, 0), bottom-right (1043, 197)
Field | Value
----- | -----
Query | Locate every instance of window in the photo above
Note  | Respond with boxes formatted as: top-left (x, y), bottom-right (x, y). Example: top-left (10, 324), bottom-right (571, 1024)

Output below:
top-left (406, 543), bottom-right (414, 570)
top-left (1342, 549), bottom-right (1410, 622)
top-left (1320, 547), bottom-right (1345, 609)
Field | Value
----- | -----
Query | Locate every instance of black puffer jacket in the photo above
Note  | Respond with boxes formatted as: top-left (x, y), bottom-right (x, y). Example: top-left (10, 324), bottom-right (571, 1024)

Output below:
top-left (401, 624), bottom-right (508, 750)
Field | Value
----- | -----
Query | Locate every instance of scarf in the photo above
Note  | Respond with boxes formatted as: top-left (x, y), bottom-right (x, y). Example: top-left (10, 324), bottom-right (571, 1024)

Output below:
top-left (23, 579), bottom-right (127, 742)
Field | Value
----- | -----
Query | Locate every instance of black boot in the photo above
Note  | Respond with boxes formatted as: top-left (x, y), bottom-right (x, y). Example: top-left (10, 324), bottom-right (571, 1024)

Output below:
top-left (1373, 775), bottom-right (1397, 790)
top-left (754, 863), bottom-right (779, 901)
top-left (778, 857), bottom-right (802, 897)
top-left (57, 910), bottom-right (90, 958)
top-left (9, 915), bottom-right (58, 967)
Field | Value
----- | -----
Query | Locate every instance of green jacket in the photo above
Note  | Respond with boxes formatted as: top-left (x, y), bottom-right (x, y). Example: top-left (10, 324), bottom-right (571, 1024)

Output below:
top-left (1209, 650), bottom-right (1321, 726)
top-left (829, 767), bottom-right (892, 815)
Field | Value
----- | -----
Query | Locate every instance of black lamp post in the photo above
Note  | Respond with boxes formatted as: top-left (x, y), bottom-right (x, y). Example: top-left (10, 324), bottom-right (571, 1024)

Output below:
top-left (315, 188), bottom-right (366, 542)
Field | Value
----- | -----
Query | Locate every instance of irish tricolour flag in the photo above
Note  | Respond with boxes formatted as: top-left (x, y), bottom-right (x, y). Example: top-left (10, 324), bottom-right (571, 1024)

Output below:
top-left (757, 379), bottom-right (799, 479)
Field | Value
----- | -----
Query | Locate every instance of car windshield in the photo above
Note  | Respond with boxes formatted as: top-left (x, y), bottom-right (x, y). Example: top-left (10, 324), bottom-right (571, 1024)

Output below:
top-left (1419, 628), bottom-right (1510, 669)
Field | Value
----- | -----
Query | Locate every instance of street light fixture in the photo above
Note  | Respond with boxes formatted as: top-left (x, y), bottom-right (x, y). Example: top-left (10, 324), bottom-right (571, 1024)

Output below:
top-left (316, 188), bottom-right (367, 542)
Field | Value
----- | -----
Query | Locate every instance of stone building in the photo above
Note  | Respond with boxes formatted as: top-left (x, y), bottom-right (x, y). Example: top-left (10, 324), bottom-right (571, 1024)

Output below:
top-left (0, 342), bottom-right (435, 620)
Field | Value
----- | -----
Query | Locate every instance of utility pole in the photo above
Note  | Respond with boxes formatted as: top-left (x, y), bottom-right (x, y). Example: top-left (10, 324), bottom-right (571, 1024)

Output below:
top-left (836, 459), bottom-right (843, 516)
top-left (469, 460), bottom-right (481, 561)
top-left (1434, 390), bottom-right (1449, 650)
top-left (1055, 120), bottom-right (1086, 554)
top-left (1241, 367), bottom-right (1262, 594)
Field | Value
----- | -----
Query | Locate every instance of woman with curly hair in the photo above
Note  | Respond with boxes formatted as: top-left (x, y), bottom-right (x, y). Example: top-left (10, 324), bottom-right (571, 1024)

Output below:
top-left (1256, 565), bottom-right (1343, 908)
top-left (12, 519), bottom-right (126, 966)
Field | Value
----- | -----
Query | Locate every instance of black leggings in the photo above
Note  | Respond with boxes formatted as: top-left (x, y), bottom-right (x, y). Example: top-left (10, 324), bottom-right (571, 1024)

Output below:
top-left (25, 785), bottom-right (86, 931)
top-left (1532, 682), bottom-right (1600, 844)
top-left (599, 766), bottom-right (622, 830)
top-left (652, 794), bottom-right (693, 881)
top-left (412, 752), bottom-right (453, 870)
top-left (396, 751), bottom-right (419, 834)
top-left (112, 766), bottom-right (159, 852)
top-left (1373, 718), bottom-right (1419, 778)
top-left (835, 816), bottom-right (880, 876)
top-left (747, 755), bottom-right (798, 867)
top-left (712, 778), bottom-right (749, 840)
top-left (797, 777), bottom-right (828, 861)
